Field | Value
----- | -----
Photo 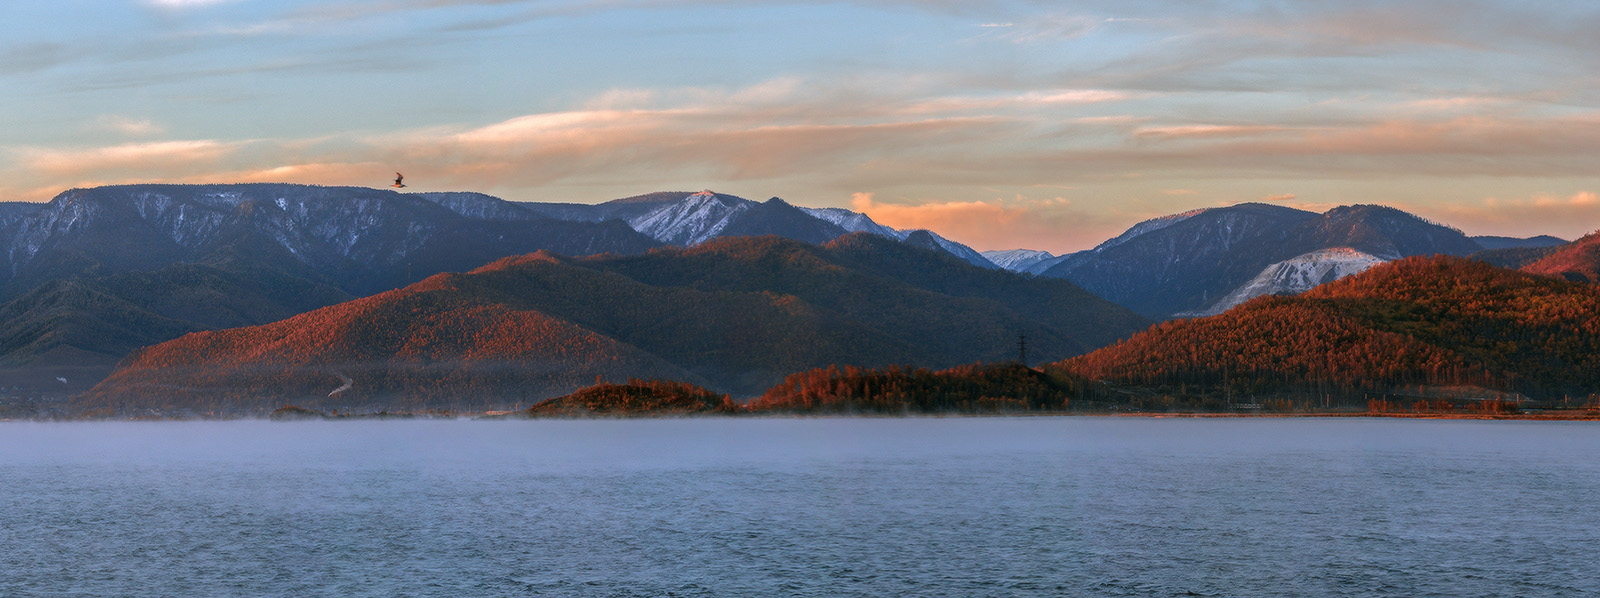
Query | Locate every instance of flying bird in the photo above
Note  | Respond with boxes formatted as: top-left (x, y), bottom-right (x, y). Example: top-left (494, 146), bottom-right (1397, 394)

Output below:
top-left (392, 173), bottom-right (406, 188)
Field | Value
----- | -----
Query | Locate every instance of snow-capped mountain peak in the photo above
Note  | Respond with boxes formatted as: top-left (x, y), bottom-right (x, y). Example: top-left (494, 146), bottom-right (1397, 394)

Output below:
top-left (626, 191), bottom-right (752, 246)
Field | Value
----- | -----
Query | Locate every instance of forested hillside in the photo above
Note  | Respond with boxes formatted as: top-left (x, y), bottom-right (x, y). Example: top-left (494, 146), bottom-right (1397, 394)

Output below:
top-left (1061, 257), bottom-right (1600, 401)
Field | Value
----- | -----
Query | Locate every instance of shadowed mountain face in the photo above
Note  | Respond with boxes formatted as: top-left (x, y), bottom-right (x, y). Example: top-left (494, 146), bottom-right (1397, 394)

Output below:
top-left (1039, 203), bottom-right (1319, 318)
top-left (0, 184), bottom-right (662, 393)
top-left (0, 262), bottom-right (353, 393)
top-left (82, 234), bottom-right (1148, 415)
top-left (1062, 256), bottom-right (1600, 399)
top-left (1472, 235), bottom-right (1567, 250)
top-left (1522, 231), bottom-right (1600, 284)
top-left (1040, 203), bottom-right (1485, 319)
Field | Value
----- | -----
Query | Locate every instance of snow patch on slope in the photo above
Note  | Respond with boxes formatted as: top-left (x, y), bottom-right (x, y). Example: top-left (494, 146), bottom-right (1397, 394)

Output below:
top-left (1183, 247), bottom-right (1389, 317)
top-left (801, 207), bottom-right (901, 238)
top-left (801, 206), bottom-right (997, 269)
top-left (925, 231), bottom-right (999, 269)
top-left (628, 191), bottom-right (751, 245)
top-left (981, 249), bottom-right (1056, 272)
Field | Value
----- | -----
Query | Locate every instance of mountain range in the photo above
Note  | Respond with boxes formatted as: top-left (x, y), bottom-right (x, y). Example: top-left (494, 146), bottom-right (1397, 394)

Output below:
top-left (5, 182), bottom-right (1593, 411)
top-left (434, 189), bottom-right (1000, 269)
top-left (80, 234), bottom-right (1147, 414)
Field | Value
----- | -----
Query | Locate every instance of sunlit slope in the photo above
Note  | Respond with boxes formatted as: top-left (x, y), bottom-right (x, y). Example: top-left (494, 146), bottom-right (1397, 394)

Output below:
top-left (81, 269), bottom-right (699, 414)
top-left (1061, 257), bottom-right (1600, 398)
top-left (0, 262), bottom-right (352, 393)
top-left (1523, 230), bottom-right (1600, 284)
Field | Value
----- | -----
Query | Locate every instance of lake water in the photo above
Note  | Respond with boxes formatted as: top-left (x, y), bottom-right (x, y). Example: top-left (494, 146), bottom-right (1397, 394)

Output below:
top-left (2, 417), bottom-right (1597, 597)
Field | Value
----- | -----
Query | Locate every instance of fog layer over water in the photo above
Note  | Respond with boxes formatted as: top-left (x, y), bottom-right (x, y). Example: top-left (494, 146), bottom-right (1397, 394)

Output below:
top-left (3, 418), bottom-right (1597, 597)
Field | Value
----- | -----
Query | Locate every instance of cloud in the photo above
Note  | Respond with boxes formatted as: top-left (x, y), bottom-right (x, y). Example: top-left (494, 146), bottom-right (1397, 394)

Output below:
top-left (1134, 125), bottom-right (1290, 140)
top-left (1024, 116), bottom-right (1600, 180)
top-left (16, 140), bottom-right (237, 177)
top-left (143, 0), bottom-right (233, 8)
top-left (145, 0), bottom-right (232, 6)
top-left (850, 191), bottom-right (1124, 253)
top-left (986, 13), bottom-right (1101, 43)
top-left (0, 42), bottom-right (77, 75)
top-left (4, 63), bottom-right (1597, 252)
top-left (1404, 96), bottom-right (1516, 111)
top-left (1261, 193), bottom-right (1297, 202)
top-left (1420, 191), bottom-right (1600, 240)
top-left (902, 89), bottom-right (1132, 115)
top-left (93, 115), bottom-right (165, 137)
top-left (1074, 115), bottom-right (1147, 126)
top-left (1217, 117), bottom-right (1600, 163)
top-left (0, 76), bottom-right (1034, 202)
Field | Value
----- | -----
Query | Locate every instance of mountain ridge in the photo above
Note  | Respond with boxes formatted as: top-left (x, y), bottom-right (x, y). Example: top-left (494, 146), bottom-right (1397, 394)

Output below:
top-left (1037, 203), bottom-right (1485, 318)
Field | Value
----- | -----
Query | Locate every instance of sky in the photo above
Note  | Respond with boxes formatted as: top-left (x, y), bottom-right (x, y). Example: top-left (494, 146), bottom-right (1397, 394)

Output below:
top-left (1, 1), bottom-right (1597, 253)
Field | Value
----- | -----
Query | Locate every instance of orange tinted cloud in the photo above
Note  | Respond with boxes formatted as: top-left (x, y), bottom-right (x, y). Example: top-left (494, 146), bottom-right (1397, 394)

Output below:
top-left (1420, 192), bottom-right (1600, 240)
top-left (850, 192), bottom-right (1127, 253)
top-left (19, 140), bottom-right (235, 176)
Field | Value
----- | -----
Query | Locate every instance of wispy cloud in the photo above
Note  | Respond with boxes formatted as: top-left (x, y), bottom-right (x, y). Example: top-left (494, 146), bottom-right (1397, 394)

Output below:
top-left (0, 42), bottom-right (77, 75)
top-left (93, 115), bottom-right (165, 137)
top-left (975, 13), bottom-right (1105, 43)
top-left (1133, 125), bottom-right (1291, 140)
top-left (17, 140), bottom-right (237, 177)
top-left (143, 0), bottom-right (234, 8)
top-left (902, 89), bottom-right (1132, 114)
top-left (850, 191), bottom-right (1125, 252)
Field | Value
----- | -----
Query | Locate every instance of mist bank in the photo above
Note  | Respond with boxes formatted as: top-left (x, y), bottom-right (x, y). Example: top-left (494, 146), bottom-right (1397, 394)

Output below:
top-left (15, 362), bottom-right (1596, 421)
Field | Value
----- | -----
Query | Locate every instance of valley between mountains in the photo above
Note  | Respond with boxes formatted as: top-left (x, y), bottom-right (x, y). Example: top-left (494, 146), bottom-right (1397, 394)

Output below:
top-left (2, 183), bottom-right (1595, 419)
